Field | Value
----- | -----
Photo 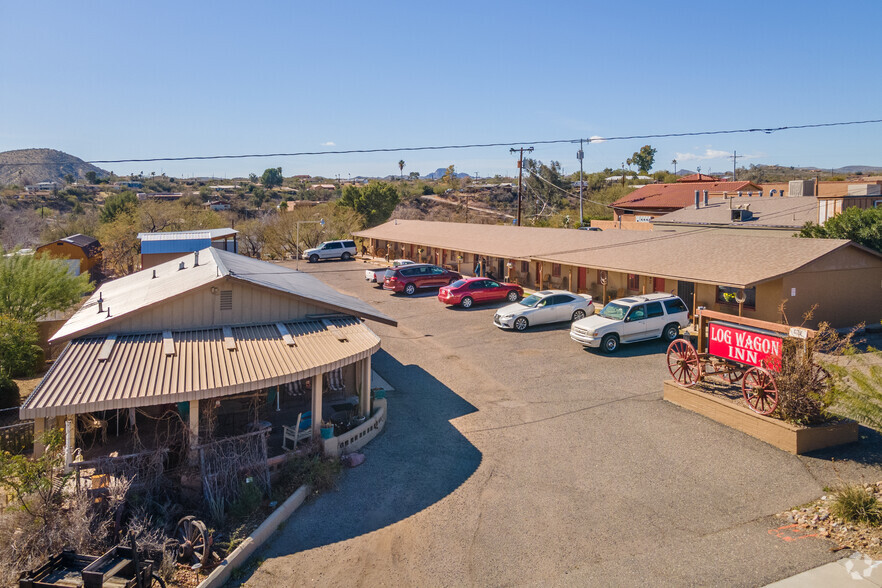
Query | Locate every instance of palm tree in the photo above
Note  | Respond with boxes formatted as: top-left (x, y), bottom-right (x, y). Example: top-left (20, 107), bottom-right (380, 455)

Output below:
top-left (672, 159), bottom-right (677, 175)
top-left (398, 160), bottom-right (405, 179)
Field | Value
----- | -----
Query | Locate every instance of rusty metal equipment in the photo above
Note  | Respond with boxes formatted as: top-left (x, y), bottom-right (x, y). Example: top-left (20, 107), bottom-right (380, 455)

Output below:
top-left (665, 309), bottom-right (830, 416)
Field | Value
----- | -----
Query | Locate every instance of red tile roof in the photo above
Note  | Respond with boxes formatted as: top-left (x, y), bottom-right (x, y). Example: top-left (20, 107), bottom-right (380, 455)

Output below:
top-left (611, 181), bottom-right (762, 212)
top-left (676, 173), bottom-right (720, 183)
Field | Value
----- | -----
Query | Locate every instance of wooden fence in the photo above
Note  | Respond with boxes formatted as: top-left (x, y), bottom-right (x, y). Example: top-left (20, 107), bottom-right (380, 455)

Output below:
top-left (0, 420), bottom-right (34, 454)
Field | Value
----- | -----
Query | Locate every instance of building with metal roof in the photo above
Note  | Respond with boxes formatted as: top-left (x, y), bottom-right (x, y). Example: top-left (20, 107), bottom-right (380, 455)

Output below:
top-left (652, 196), bottom-right (818, 235)
top-left (23, 247), bottom-right (396, 463)
top-left (610, 180), bottom-right (762, 221)
top-left (137, 227), bottom-right (238, 268)
top-left (35, 233), bottom-right (103, 281)
top-left (355, 219), bottom-right (882, 328)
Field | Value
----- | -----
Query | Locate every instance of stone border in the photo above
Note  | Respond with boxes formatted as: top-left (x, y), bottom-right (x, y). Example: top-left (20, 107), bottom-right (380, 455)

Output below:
top-left (663, 380), bottom-right (859, 454)
top-left (197, 484), bottom-right (311, 588)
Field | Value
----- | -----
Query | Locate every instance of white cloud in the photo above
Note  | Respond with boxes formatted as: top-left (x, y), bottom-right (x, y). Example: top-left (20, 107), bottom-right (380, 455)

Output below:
top-left (589, 135), bottom-right (606, 143)
top-left (321, 141), bottom-right (336, 147)
top-left (674, 148), bottom-right (731, 162)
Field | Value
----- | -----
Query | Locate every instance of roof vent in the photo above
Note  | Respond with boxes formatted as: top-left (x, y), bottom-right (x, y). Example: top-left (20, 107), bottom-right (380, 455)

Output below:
top-left (731, 209), bottom-right (754, 222)
top-left (178, 262), bottom-right (185, 271)
top-left (152, 269), bottom-right (157, 279)
top-left (194, 251), bottom-right (199, 267)
top-left (97, 292), bottom-right (104, 313)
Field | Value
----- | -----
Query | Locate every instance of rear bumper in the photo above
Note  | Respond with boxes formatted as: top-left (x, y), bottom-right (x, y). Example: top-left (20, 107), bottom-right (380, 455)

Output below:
top-left (383, 282), bottom-right (404, 292)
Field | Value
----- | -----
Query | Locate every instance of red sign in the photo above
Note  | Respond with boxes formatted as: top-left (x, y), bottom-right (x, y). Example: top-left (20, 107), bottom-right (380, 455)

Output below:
top-left (707, 322), bottom-right (783, 371)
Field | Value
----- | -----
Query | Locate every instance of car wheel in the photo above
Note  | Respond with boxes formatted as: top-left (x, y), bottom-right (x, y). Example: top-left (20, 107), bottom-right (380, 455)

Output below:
top-left (341, 252), bottom-right (351, 261)
top-left (663, 323), bottom-right (680, 342)
top-left (601, 334), bottom-right (619, 353)
top-left (507, 290), bottom-right (519, 302)
top-left (572, 309), bottom-right (586, 321)
top-left (461, 296), bottom-right (474, 308)
top-left (309, 254), bottom-right (319, 263)
top-left (514, 317), bottom-right (529, 332)
top-left (404, 283), bottom-right (416, 296)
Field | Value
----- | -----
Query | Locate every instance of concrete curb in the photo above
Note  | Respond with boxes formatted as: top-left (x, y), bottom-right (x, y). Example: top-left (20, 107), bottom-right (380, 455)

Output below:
top-left (196, 484), bottom-right (311, 588)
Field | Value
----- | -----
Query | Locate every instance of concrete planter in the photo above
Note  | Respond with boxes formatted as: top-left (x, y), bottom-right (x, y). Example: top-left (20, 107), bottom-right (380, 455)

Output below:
top-left (663, 380), bottom-right (859, 455)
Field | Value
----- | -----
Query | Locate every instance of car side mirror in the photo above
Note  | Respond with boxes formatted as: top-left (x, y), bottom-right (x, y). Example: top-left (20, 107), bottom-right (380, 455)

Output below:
top-left (624, 316), bottom-right (631, 323)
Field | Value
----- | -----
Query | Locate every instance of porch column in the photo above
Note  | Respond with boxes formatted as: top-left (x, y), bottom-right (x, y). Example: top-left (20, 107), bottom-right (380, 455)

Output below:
top-left (187, 400), bottom-right (200, 465)
top-left (64, 415), bottom-right (75, 472)
top-left (33, 417), bottom-right (46, 458)
top-left (311, 373), bottom-right (323, 439)
top-left (359, 356), bottom-right (372, 417)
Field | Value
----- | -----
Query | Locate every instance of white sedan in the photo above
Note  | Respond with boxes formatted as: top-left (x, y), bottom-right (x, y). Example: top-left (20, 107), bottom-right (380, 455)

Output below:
top-left (494, 290), bottom-right (594, 332)
top-left (365, 259), bottom-right (414, 285)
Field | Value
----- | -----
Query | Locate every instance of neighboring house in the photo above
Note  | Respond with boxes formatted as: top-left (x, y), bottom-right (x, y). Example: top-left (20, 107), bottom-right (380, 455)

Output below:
top-left (136, 192), bottom-right (183, 201)
top-left (138, 228), bottom-right (238, 269)
top-left (310, 184), bottom-right (337, 191)
top-left (816, 183), bottom-right (882, 224)
top-left (20, 248), bottom-right (397, 463)
top-left (355, 219), bottom-right (882, 329)
top-left (652, 196), bottom-right (818, 235)
top-left (278, 200), bottom-right (320, 211)
top-left (204, 200), bottom-right (231, 211)
top-left (609, 180), bottom-right (762, 222)
top-left (25, 181), bottom-right (59, 192)
top-left (35, 233), bottom-right (103, 281)
top-left (114, 181), bottom-right (143, 189)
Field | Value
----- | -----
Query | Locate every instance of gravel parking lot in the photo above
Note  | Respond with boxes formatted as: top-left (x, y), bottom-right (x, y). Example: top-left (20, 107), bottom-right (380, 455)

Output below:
top-left (242, 259), bottom-right (882, 587)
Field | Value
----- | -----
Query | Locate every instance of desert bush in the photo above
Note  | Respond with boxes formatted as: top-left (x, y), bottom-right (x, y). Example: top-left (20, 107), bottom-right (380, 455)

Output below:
top-left (831, 484), bottom-right (882, 525)
top-left (274, 452), bottom-right (341, 499)
top-left (0, 373), bottom-right (19, 409)
top-left (229, 479), bottom-right (265, 520)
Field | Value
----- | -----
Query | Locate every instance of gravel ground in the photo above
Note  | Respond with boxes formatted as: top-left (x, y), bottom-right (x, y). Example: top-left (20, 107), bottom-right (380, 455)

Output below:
top-left (237, 259), bottom-right (882, 587)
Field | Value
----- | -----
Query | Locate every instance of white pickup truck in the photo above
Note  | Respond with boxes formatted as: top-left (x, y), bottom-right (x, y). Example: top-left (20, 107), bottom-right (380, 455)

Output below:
top-left (365, 259), bottom-right (414, 286)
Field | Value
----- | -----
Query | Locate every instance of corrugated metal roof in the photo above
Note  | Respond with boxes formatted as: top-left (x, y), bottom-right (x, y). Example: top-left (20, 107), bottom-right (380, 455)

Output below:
top-left (354, 220), bottom-right (879, 288)
top-left (51, 248), bottom-right (395, 342)
top-left (21, 316), bottom-right (379, 419)
top-left (137, 228), bottom-right (238, 241)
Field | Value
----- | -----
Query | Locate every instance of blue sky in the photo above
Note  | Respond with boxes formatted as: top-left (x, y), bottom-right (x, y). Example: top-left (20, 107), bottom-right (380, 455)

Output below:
top-left (1, 1), bottom-right (879, 179)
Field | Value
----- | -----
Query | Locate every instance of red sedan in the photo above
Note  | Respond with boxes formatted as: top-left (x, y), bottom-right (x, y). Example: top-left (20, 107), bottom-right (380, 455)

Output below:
top-left (438, 277), bottom-right (523, 308)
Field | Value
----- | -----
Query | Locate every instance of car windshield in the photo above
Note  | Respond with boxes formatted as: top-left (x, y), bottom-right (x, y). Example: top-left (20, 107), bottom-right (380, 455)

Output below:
top-left (519, 294), bottom-right (544, 307)
top-left (599, 303), bottom-right (628, 320)
top-left (451, 280), bottom-right (467, 288)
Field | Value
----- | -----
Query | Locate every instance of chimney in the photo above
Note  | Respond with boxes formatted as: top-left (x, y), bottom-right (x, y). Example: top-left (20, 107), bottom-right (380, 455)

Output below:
top-left (194, 251), bottom-right (200, 267)
top-left (703, 190), bottom-right (709, 207)
top-left (728, 193), bottom-right (732, 209)
top-left (694, 190), bottom-right (700, 208)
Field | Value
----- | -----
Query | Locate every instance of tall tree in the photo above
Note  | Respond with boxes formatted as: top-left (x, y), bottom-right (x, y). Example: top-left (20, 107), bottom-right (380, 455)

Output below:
top-left (799, 206), bottom-right (882, 253)
top-left (672, 159), bottom-right (677, 174)
top-left (261, 167), bottom-right (283, 190)
top-left (626, 145), bottom-right (657, 173)
top-left (99, 191), bottom-right (138, 223)
top-left (338, 182), bottom-right (400, 227)
top-left (398, 160), bottom-right (405, 179)
top-left (0, 249), bottom-right (92, 322)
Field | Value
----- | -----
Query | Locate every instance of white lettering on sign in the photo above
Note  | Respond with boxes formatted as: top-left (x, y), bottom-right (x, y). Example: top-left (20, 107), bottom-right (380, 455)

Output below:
top-left (708, 322), bottom-right (783, 371)
top-left (789, 327), bottom-right (808, 339)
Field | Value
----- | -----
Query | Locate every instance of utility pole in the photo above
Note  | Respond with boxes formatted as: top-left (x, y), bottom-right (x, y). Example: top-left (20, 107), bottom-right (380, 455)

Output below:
top-left (510, 147), bottom-right (533, 226)
top-left (577, 139), bottom-right (584, 227)
top-left (730, 150), bottom-right (739, 181)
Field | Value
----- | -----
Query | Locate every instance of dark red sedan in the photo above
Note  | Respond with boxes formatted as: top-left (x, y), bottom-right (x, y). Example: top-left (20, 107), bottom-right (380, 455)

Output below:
top-left (383, 264), bottom-right (462, 295)
top-left (438, 277), bottom-right (523, 308)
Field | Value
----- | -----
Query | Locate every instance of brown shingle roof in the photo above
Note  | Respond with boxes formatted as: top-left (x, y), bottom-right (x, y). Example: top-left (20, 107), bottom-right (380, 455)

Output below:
top-left (611, 181), bottom-right (762, 211)
top-left (20, 316), bottom-right (379, 419)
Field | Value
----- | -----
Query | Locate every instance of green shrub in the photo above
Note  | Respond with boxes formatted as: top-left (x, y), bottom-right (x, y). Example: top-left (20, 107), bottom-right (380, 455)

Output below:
top-left (831, 485), bottom-right (882, 525)
top-left (0, 373), bottom-right (19, 409)
top-left (228, 479), bottom-right (264, 519)
top-left (0, 316), bottom-right (44, 378)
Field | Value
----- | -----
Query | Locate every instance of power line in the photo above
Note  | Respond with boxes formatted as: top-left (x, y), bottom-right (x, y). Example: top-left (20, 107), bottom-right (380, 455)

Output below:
top-left (2, 117), bottom-right (879, 166)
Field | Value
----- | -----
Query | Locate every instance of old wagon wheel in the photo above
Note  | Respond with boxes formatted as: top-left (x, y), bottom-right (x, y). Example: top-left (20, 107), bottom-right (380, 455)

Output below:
top-left (175, 516), bottom-right (212, 568)
top-left (666, 339), bottom-right (701, 387)
top-left (810, 364), bottom-right (832, 399)
top-left (742, 367), bottom-right (779, 415)
top-left (722, 365), bottom-right (745, 384)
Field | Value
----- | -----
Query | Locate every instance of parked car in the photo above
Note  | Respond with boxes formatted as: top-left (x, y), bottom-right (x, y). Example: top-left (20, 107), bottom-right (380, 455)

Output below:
top-left (494, 290), bottom-right (594, 331)
top-left (302, 240), bottom-right (357, 263)
top-left (438, 277), bottom-right (523, 308)
top-left (570, 292), bottom-right (690, 353)
top-left (365, 259), bottom-right (414, 286)
top-left (383, 264), bottom-right (462, 295)
top-left (578, 226), bottom-right (602, 231)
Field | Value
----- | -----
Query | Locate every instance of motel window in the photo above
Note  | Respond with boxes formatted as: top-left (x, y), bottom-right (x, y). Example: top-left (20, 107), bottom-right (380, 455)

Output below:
top-left (627, 273), bottom-right (639, 291)
top-left (716, 286), bottom-right (756, 309)
top-left (521, 261), bottom-right (529, 274)
top-left (552, 263), bottom-right (561, 277)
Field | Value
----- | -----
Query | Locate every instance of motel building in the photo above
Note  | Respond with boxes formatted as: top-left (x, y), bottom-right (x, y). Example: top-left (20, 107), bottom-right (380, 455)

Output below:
top-left (354, 220), bottom-right (882, 329)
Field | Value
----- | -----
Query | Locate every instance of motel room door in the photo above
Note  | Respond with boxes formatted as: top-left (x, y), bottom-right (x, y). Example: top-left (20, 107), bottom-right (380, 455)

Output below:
top-left (577, 267), bottom-right (587, 292)
top-left (677, 281), bottom-right (695, 315)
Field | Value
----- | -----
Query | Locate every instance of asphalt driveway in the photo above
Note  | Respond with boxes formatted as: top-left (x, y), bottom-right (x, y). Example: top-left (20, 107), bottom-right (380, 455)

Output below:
top-left (241, 259), bottom-right (882, 587)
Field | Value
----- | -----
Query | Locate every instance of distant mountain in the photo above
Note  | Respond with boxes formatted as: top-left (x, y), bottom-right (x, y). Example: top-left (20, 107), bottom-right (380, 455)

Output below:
top-left (833, 165), bottom-right (882, 174)
top-left (0, 148), bottom-right (109, 187)
top-left (422, 168), bottom-right (471, 180)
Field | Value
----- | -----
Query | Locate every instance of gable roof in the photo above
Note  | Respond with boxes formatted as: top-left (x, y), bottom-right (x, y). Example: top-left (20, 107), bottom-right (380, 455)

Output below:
top-left (611, 181), bottom-right (762, 212)
top-left (137, 228), bottom-right (238, 241)
top-left (676, 173), bottom-right (720, 183)
top-left (653, 196), bottom-right (818, 229)
top-left (38, 234), bottom-right (101, 257)
top-left (51, 248), bottom-right (395, 342)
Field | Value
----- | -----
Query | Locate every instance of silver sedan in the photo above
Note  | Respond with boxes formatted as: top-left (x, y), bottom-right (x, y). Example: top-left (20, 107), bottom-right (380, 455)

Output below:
top-left (494, 290), bottom-right (595, 332)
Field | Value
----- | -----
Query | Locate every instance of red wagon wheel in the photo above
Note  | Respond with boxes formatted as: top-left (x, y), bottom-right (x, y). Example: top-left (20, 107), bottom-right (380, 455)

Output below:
top-left (742, 367), bottom-right (778, 415)
top-left (666, 339), bottom-right (701, 387)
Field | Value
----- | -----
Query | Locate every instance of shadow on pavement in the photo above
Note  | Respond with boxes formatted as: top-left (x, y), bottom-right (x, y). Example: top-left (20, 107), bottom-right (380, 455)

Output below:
top-left (256, 348), bottom-right (481, 556)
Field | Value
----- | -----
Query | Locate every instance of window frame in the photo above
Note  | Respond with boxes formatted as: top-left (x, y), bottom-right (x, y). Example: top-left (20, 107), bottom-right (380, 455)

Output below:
top-left (715, 286), bottom-right (757, 310)
top-left (627, 273), bottom-right (640, 291)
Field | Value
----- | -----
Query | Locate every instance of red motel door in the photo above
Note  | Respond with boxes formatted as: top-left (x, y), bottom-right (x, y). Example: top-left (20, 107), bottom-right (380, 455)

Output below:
top-left (578, 268), bottom-right (587, 291)
top-left (653, 277), bottom-right (665, 293)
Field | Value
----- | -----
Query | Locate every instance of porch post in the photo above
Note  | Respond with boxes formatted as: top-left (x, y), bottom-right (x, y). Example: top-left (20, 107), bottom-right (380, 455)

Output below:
top-left (189, 399), bottom-right (199, 444)
top-left (64, 415), bottom-right (75, 472)
top-left (359, 356), bottom-right (372, 417)
top-left (33, 417), bottom-right (46, 458)
top-left (311, 373), bottom-right (323, 439)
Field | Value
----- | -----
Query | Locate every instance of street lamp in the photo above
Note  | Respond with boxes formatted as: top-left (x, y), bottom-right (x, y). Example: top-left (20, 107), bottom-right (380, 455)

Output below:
top-left (295, 217), bottom-right (325, 270)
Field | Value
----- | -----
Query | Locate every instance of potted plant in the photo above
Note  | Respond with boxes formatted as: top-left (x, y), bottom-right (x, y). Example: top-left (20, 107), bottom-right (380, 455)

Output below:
top-left (320, 420), bottom-right (334, 439)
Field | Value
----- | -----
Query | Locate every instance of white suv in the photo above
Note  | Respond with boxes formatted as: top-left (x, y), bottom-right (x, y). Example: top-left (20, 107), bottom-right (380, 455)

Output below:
top-left (570, 293), bottom-right (690, 353)
top-left (303, 240), bottom-right (357, 263)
